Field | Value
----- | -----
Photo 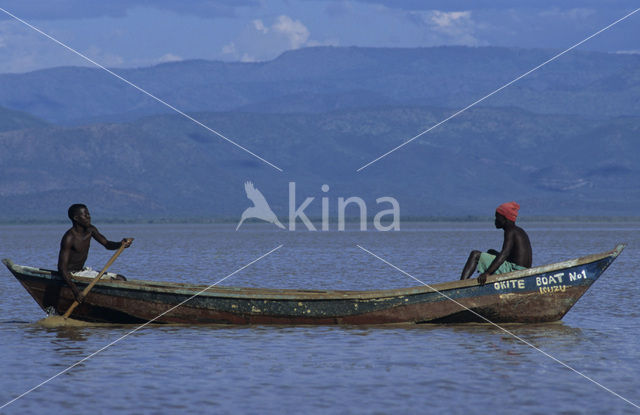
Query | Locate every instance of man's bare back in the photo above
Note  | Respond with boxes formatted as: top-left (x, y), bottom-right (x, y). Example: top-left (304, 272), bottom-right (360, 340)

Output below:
top-left (503, 223), bottom-right (532, 268)
top-left (460, 202), bottom-right (532, 285)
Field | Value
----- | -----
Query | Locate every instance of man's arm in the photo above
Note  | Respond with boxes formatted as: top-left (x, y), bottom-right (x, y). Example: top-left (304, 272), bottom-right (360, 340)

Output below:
top-left (91, 227), bottom-right (133, 250)
top-left (58, 233), bottom-right (84, 303)
top-left (478, 231), bottom-right (514, 284)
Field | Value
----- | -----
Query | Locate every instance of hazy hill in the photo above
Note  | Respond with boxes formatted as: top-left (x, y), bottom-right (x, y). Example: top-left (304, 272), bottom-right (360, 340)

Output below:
top-left (0, 106), bottom-right (637, 221)
top-left (0, 105), bottom-right (48, 132)
top-left (0, 46), bottom-right (639, 123)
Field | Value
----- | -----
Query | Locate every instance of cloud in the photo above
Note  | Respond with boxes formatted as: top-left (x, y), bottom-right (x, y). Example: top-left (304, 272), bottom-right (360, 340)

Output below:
top-left (221, 41), bottom-right (236, 55)
top-left (272, 15), bottom-right (310, 48)
top-left (408, 10), bottom-right (481, 46)
top-left (157, 53), bottom-right (182, 63)
top-left (307, 39), bottom-right (339, 47)
top-left (0, 21), bottom-right (88, 72)
top-left (240, 53), bottom-right (256, 62)
top-left (222, 15), bottom-right (316, 61)
top-left (85, 45), bottom-right (124, 66)
top-left (538, 8), bottom-right (596, 20)
top-left (222, 41), bottom-right (257, 61)
top-left (430, 10), bottom-right (471, 29)
top-left (248, 16), bottom-right (310, 49)
top-left (253, 19), bottom-right (268, 34)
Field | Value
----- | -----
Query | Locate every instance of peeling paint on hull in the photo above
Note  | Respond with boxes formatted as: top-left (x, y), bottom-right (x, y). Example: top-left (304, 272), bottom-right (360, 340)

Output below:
top-left (2, 245), bottom-right (624, 325)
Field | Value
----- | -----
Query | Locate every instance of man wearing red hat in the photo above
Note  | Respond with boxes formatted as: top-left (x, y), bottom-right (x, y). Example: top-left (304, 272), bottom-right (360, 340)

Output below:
top-left (460, 201), bottom-right (532, 285)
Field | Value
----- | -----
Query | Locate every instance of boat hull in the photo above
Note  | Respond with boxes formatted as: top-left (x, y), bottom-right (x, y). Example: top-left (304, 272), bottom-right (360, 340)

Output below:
top-left (2, 245), bottom-right (624, 325)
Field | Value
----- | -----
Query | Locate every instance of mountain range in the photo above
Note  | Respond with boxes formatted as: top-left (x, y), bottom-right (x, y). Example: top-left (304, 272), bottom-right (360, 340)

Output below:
top-left (0, 46), bottom-right (638, 222)
top-left (1, 46), bottom-right (640, 124)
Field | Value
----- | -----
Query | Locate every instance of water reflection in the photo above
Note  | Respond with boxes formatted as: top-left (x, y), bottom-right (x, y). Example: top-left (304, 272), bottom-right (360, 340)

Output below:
top-left (29, 326), bottom-right (90, 343)
top-left (1, 223), bottom-right (639, 415)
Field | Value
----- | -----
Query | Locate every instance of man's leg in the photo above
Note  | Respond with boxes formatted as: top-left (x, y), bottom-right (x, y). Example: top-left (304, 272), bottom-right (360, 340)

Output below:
top-left (461, 250), bottom-right (481, 280)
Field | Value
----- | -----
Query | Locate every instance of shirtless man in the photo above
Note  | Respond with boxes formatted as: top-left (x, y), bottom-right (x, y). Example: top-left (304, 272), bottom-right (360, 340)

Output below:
top-left (58, 204), bottom-right (133, 303)
top-left (460, 202), bottom-right (532, 285)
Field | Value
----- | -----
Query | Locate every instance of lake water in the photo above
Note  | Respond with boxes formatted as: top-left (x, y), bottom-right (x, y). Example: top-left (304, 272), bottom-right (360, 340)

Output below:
top-left (1, 222), bottom-right (639, 414)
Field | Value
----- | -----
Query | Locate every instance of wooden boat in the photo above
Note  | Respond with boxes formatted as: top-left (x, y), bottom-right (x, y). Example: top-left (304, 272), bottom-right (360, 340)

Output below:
top-left (2, 244), bottom-right (624, 325)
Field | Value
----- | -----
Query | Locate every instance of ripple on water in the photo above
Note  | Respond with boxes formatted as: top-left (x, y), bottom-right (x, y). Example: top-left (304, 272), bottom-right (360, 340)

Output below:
top-left (1, 223), bottom-right (639, 414)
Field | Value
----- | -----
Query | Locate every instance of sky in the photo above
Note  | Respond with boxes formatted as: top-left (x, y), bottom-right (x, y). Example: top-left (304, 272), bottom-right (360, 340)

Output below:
top-left (0, 1), bottom-right (639, 73)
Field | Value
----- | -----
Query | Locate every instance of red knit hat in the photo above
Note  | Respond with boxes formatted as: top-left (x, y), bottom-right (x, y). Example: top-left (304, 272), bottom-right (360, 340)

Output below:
top-left (496, 202), bottom-right (520, 222)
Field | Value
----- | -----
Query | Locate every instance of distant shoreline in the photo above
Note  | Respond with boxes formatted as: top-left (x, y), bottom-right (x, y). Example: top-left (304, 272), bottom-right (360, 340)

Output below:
top-left (2, 216), bottom-right (640, 225)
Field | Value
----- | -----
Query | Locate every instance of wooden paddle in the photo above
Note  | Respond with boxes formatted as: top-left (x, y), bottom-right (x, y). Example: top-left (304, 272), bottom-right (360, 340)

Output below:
top-left (63, 239), bottom-right (133, 319)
